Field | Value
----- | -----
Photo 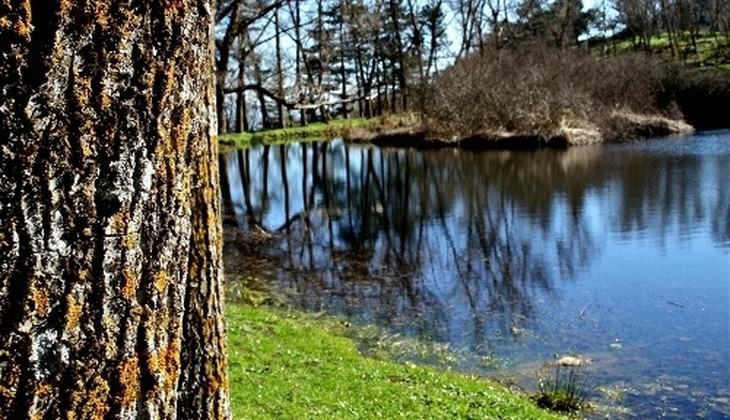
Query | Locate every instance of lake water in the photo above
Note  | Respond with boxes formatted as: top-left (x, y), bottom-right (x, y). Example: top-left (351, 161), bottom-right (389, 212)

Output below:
top-left (221, 131), bottom-right (730, 418)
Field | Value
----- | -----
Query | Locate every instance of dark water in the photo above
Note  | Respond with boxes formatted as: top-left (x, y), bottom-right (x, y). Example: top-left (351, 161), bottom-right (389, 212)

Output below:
top-left (221, 132), bottom-right (730, 418)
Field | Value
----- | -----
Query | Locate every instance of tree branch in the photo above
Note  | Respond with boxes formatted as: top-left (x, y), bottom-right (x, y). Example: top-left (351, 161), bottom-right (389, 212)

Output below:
top-left (223, 84), bottom-right (378, 110)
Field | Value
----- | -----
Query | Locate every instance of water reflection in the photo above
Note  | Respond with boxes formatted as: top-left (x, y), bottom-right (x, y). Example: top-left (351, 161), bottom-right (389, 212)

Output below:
top-left (222, 132), bottom-right (730, 418)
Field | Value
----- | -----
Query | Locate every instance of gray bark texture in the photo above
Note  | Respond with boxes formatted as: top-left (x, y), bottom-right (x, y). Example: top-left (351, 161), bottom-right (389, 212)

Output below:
top-left (0, 1), bottom-right (229, 418)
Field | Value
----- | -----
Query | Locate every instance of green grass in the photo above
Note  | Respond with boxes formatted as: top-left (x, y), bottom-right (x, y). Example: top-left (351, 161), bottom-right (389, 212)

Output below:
top-left (227, 304), bottom-right (563, 419)
top-left (220, 116), bottom-right (384, 148)
top-left (611, 32), bottom-right (730, 68)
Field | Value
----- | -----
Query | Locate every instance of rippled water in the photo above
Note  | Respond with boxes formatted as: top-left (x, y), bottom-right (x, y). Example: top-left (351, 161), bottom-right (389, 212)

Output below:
top-left (221, 131), bottom-right (730, 418)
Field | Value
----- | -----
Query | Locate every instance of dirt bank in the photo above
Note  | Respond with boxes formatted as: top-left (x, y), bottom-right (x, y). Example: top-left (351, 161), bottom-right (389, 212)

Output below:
top-left (345, 112), bottom-right (694, 150)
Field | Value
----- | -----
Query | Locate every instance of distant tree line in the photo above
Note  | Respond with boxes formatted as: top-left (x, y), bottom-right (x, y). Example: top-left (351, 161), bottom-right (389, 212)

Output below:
top-left (215, 0), bottom-right (448, 132)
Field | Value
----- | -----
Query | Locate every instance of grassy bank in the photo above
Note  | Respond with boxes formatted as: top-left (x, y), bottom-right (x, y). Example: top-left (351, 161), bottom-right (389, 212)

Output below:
top-left (612, 32), bottom-right (730, 70)
top-left (219, 115), bottom-right (416, 148)
top-left (227, 304), bottom-right (562, 419)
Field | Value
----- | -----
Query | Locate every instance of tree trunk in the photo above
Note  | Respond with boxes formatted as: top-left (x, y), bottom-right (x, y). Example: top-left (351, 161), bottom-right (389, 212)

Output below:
top-left (253, 58), bottom-right (270, 128)
top-left (292, 0), bottom-right (307, 126)
top-left (236, 49), bottom-right (249, 133)
top-left (216, 0), bottom-right (244, 134)
top-left (355, 61), bottom-right (364, 118)
top-left (339, 3), bottom-right (349, 119)
top-left (0, 2), bottom-right (229, 419)
top-left (274, 6), bottom-right (287, 128)
top-left (388, 0), bottom-right (408, 111)
top-left (376, 64), bottom-right (384, 116)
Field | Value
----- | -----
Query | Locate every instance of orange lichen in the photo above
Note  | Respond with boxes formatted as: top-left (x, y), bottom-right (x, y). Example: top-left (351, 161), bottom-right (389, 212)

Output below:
top-left (0, 16), bottom-right (11, 30)
top-left (99, 93), bottom-right (112, 111)
top-left (31, 286), bottom-right (49, 315)
top-left (164, 63), bottom-right (177, 98)
top-left (72, 77), bottom-right (93, 109)
top-left (118, 356), bottom-right (140, 406)
top-left (35, 381), bottom-right (52, 399)
top-left (163, 340), bottom-right (181, 390)
top-left (65, 294), bottom-right (82, 331)
top-left (79, 140), bottom-right (93, 159)
top-left (141, 335), bottom-right (181, 395)
top-left (173, 109), bottom-right (192, 150)
top-left (153, 271), bottom-right (169, 294)
top-left (145, 348), bottom-right (161, 378)
top-left (200, 316), bottom-right (228, 395)
top-left (121, 267), bottom-right (138, 300)
top-left (59, 0), bottom-right (73, 15)
top-left (67, 374), bottom-right (110, 420)
top-left (13, 1), bottom-right (32, 39)
top-left (122, 231), bottom-right (138, 250)
top-left (109, 211), bottom-right (128, 233)
top-left (95, 2), bottom-right (110, 30)
top-left (205, 362), bottom-right (227, 395)
top-left (0, 357), bottom-right (20, 400)
top-left (162, 0), bottom-right (188, 22)
top-left (100, 316), bottom-right (118, 359)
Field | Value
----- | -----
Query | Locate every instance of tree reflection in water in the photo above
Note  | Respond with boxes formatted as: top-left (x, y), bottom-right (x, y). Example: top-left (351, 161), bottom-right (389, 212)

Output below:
top-left (221, 138), bottom-right (729, 353)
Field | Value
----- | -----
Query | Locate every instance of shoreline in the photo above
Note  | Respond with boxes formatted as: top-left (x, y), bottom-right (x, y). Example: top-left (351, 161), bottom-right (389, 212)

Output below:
top-left (219, 112), bottom-right (697, 151)
top-left (345, 111), bottom-right (695, 150)
top-left (218, 115), bottom-right (418, 149)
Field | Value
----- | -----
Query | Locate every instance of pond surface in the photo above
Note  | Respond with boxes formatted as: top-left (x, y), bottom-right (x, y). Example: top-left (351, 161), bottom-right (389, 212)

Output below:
top-left (221, 131), bottom-right (730, 418)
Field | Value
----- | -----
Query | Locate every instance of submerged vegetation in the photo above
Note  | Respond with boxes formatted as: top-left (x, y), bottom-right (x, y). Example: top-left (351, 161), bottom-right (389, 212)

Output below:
top-left (226, 304), bottom-right (563, 419)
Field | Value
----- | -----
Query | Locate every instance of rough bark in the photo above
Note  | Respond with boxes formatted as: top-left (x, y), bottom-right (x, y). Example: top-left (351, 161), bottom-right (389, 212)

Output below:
top-left (0, 1), bottom-right (229, 419)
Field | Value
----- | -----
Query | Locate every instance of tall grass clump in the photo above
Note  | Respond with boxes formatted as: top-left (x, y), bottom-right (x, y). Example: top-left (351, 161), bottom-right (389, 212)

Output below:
top-left (534, 365), bottom-right (589, 413)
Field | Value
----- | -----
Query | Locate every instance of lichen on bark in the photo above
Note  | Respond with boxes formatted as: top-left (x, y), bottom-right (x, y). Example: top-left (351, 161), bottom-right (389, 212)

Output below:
top-left (0, 1), bottom-right (229, 418)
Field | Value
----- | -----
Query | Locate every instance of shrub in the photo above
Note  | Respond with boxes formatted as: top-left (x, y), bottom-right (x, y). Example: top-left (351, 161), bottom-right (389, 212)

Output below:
top-left (425, 42), bottom-right (729, 139)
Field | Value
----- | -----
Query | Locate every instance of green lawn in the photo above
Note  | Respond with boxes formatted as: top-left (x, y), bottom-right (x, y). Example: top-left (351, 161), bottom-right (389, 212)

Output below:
top-left (220, 116), bottom-right (382, 148)
top-left (226, 304), bottom-right (563, 419)
top-left (612, 32), bottom-right (730, 68)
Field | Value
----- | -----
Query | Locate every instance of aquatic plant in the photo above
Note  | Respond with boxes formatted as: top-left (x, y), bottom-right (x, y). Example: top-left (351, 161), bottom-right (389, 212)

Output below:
top-left (534, 364), bottom-right (589, 413)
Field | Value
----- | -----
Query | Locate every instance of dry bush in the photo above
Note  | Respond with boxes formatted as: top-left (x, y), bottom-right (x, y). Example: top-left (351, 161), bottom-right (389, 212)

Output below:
top-left (425, 43), bottom-right (696, 138)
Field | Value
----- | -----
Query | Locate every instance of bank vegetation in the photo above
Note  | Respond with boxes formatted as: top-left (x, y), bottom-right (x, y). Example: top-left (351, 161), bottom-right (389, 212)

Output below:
top-left (415, 44), bottom-right (730, 148)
